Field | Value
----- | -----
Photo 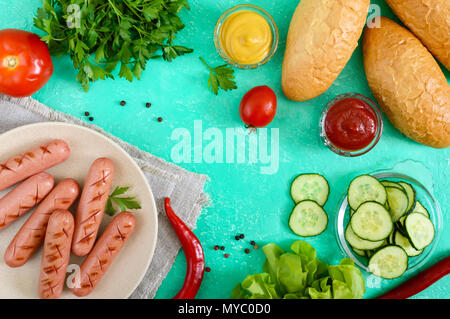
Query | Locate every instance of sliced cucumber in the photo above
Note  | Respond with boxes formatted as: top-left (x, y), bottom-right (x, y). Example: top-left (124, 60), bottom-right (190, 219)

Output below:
top-left (385, 186), bottom-right (409, 222)
top-left (345, 225), bottom-right (386, 250)
top-left (394, 231), bottom-right (423, 257)
top-left (412, 201), bottom-right (430, 218)
top-left (348, 175), bottom-right (387, 210)
top-left (368, 245), bottom-right (408, 279)
top-left (381, 180), bottom-right (405, 191)
top-left (365, 250), bottom-right (376, 259)
top-left (405, 213), bottom-right (435, 250)
top-left (394, 218), bottom-right (408, 238)
top-left (387, 230), bottom-right (396, 245)
top-left (352, 247), bottom-right (366, 257)
top-left (397, 182), bottom-right (416, 214)
top-left (289, 200), bottom-right (328, 237)
top-left (384, 199), bottom-right (390, 212)
top-left (290, 174), bottom-right (329, 206)
top-left (350, 202), bottom-right (393, 242)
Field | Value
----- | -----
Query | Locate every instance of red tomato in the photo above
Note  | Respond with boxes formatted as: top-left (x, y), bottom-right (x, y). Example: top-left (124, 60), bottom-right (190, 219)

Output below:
top-left (0, 29), bottom-right (53, 97)
top-left (239, 86), bottom-right (277, 128)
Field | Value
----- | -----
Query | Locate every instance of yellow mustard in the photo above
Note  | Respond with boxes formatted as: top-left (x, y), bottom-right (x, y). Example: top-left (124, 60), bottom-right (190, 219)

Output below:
top-left (219, 10), bottom-right (272, 65)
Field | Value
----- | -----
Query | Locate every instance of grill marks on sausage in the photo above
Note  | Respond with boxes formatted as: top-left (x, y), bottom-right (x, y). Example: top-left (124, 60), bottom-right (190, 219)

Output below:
top-left (80, 209), bottom-right (102, 225)
top-left (34, 184), bottom-right (42, 206)
top-left (52, 197), bottom-right (73, 209)
top-left (4, 180), bottom-right (80, 268)
top-left (10, 184), bottom-right (44, 219)
top-left (77, 231), bottom-right (95, 245)
top-left (0, 163), bottom-right (13, 174)
top-left (0, 215), bottom-right (6, 227)
top-left (72, 160), bottom-right (114, 257)
top-left (115, 225), bottom-right (126, 241)
top-left (107, 245), bottom-right (117, 255)
top-left (89, 192), bottom-right (106, 204)
top-left (75, 216), bottom-right (135, 295)
top-left (43, 264), bottom-right (61, 275)
top-left (90, 170), bottom-right (112, 188)
top-left (62, 228), bottom-right (69, 239)
top-left (39, 145), bottom-right (52, 160)
top-left (77, 209), bottom-right (102, 245)
top-left (87, 274), bottom-right (95, 288)
top-left (0, 145), bottom-right (51, 177)
top-left (6, 184), bottom-right (43, 220)
top-left (38, 211), bottom-right (74, 299)
top-left (13, 153), bottom-right (31, 167)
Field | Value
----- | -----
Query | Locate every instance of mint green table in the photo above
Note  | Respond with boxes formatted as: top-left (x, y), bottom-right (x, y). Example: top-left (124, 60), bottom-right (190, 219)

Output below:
top-left (1, 0), bottom-right (448, 299)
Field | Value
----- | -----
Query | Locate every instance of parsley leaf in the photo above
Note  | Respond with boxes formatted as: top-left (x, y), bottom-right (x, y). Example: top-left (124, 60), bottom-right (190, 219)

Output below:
top-left (199, 57), bottom-right (237, 95)
top-left (105, 186), bottom-right (142, 216)
top-left (34, 0), bottom-right (193, 91)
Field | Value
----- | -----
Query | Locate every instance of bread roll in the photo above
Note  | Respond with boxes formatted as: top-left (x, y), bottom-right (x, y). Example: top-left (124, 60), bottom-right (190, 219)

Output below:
top-left (363, 17), bottom-right (450, 149)
top-left (385, 0), bottom-right (450, 70)
top-left (281, 0), bottom-right (370, 101)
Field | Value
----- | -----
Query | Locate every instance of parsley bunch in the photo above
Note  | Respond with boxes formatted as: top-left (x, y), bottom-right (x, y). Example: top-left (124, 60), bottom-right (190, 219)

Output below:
top-left (34, 0), bottom-right (192, 91)
top-left (199, 57), bottom-right (237, 95)
top-left (105, 186), bottom-right (141, 216)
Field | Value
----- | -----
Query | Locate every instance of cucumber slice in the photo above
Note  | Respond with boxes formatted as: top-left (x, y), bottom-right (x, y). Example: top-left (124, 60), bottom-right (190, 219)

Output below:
top-left (381, 180), bottom-right (405, 191)
top-left (368, 246), bottom-right (408, 279)
top-left (289, 200), bottom-right (328, 237)
top-left (348, 175), bottom-right (387, 210)
top-left (384, 199), bottom-right (390, 212)
top-left (352, 247), bottom-right (366, 257)
top-left (412, 201), bottom-right (430, 218)
top-left (345, 225), bottom-right (386, 250)
top-left (405, 213), bottom-right (435, 250)
top-left (397, 182), bottom-right (416, 214)
top-left (385, 186), bottom-right (409, 222)
top-left (290, 174), bottom-right (329, 206)
top-left (394, 231), bottom-right (423, 257)
top-left (350, 202), bottom-right (393, 241)
top-left (395, 218), bottom-right (408, 237)
top-left (387, 230), bottom-right (396, 245)
top-left (365, 250), bottom-right (376, 259)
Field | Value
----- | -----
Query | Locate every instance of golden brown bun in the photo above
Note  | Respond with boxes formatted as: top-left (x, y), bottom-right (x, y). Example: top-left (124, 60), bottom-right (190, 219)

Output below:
top-left (363, 17), bottom-right (450, 149)
top-left (281, 0), bottom-right (370, 101)
top-left (385, 0), bottom-right (450, 70)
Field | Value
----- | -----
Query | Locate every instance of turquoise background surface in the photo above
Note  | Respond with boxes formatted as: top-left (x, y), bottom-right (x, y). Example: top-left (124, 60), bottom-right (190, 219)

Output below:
top-left (1, 0), bottom-right (448, 299)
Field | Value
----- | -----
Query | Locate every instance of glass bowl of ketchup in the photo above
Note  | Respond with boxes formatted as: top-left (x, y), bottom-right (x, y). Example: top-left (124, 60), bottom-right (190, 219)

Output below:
top-left (320, 93), bottom-right (383, 157)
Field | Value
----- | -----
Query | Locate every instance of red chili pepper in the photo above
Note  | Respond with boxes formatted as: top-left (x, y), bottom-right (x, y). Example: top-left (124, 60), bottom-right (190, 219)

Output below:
top-left (377, 257), bottom-right (450, 299)
top-left (164, 197), bottom-right (205, 299)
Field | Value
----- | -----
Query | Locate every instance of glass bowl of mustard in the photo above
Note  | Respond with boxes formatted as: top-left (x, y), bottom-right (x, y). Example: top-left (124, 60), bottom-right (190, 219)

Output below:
top-left (214, 4), bottom-right (279, 69)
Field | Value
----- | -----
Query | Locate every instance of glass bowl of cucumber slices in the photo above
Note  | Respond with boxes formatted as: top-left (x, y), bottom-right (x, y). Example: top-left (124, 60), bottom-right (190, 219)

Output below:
top-left (335, 171), bottom-right (442, 280)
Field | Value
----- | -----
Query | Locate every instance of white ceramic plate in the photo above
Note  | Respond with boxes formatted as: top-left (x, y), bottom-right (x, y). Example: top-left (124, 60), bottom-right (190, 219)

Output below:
top-left (0, 122), bottom-right (158, 299)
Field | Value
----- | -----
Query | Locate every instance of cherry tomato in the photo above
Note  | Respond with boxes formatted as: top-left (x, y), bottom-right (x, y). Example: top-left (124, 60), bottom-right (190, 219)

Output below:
top-left (0, 29), bottom-right (53, 97)
top-left (239, 85), bottom-right (277, 128)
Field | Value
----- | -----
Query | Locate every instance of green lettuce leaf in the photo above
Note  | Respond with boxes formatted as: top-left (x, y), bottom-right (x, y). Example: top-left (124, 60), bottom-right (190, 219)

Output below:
top-left (278, 253), bottom-right (308, 294)
top-left (232, 273), bottom-right (280, 299)
top-left (231, 240), bottom-right (365, 300)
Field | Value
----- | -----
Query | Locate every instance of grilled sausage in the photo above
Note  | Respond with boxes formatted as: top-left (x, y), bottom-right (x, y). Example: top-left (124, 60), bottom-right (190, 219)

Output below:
top-left (72, 158), bottom-right (114, 257)
top-left (71, 212), bottom-right (136, 297)
top-left (0, 139), bottom-right (70, 192)
top-left (4, 178), bottom-right (80, 267)
top-left (0, 172), bottom-right (54, 230)
top-left (38, 209), bottom-right (74, 299)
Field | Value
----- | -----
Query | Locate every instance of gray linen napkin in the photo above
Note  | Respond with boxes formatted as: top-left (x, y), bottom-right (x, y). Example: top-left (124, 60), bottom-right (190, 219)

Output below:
top-left (0, 94), bottom-right (210, 299)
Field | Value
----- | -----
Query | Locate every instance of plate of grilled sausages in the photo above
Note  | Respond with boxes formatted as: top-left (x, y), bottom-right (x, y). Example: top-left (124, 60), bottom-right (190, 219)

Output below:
top-left (0, 122), bottom-right (158, 299)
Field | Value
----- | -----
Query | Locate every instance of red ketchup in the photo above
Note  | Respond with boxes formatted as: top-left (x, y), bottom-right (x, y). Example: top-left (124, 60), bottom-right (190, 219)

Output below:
top-left (324, 97), bottom-right (378, 152)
